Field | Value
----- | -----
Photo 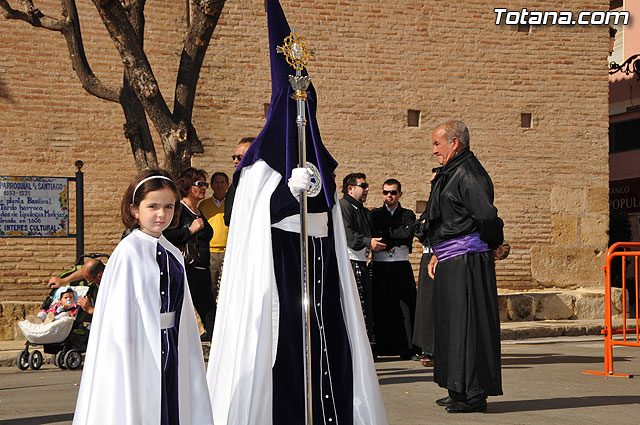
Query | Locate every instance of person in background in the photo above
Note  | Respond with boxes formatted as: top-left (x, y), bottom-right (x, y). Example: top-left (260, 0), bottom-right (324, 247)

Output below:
top-left (370, 178), bottom-right (418, 360)
top-left (199, 171), bottom-right (230, 298)
top-left (412, 167), bottom-right (440, 366)
top-left (164, 167), bottom-right (216, 342)
top-left (339, 172), bottom-right (385, 357)
top-left (224, 137), bottom-right (255, 226)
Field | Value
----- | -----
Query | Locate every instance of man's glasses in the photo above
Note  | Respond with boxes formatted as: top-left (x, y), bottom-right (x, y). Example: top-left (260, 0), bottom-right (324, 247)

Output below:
top-left (232, 154), bottom-right (243, 161)
top-left (382, 190), bottom-right (398, 195)
top-left (353, 182), bottom-right (369, 189)
top-left (193, 181), bottom-right (209, 188)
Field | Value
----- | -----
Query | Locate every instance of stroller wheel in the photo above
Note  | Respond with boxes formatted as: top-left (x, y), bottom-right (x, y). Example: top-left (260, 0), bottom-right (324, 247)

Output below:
top-left (64, 350), bottom-right (82, 370)
top-left (29, 350), bottom-right (43, 370)
top-left (16, 350), bottom-right (29, 371)
top-left (55, 351), bottom-right (67, 370)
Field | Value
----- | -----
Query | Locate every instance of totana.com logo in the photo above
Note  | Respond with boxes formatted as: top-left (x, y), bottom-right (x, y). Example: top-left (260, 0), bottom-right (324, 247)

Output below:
top-left (494, 8), bottom-right (630, 26)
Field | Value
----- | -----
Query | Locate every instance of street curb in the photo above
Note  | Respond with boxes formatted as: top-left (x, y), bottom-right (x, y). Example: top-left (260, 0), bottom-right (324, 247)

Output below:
top-left (0, 322), bottom-right (609, 368)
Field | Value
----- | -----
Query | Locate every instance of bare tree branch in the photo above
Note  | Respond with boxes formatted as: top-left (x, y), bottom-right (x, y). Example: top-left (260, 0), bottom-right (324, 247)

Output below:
top-left (123, 0), bottom-right (145, 44)
top-left (61, 0), bottom-right (120, 102)
top-left (1, 0), bottom-right (65, 31)
top-left (173, 0), bottom-right (225, 157)
top-left (118, 0), bottom-right (158, 170)
top-left (4, 0), bottom-right (226, 174)
top-left (91, 0), bottom-right (174, 137)
top-left (174, 0), bottom-right (224, 123)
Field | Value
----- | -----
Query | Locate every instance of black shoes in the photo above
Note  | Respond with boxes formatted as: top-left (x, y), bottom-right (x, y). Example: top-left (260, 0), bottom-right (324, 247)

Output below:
top-left (445, 399), bottom-right (487, 413)
top-left (435, 396), bottom-right (456, 407)
top-left (436, 395), bottom-right (487, 412)
top-left (411, 352), bottom-right (431, 361)
top-left (399, 351), bottom-right (413, 360)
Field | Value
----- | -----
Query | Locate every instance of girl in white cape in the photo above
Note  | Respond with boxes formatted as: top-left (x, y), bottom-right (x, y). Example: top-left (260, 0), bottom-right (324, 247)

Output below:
top-left (73, 169), bottom-right (213, 425)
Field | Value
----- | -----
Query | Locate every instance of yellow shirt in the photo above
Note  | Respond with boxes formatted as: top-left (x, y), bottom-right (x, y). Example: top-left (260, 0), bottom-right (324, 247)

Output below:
top-left (199, 197), bottom-right (228, 252)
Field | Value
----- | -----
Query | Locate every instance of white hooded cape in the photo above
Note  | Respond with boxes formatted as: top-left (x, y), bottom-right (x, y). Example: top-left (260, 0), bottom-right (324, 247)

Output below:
top-left (206, 160), bottom-right (388, 425)
top-left (73, 229), bottom-right (213, 425)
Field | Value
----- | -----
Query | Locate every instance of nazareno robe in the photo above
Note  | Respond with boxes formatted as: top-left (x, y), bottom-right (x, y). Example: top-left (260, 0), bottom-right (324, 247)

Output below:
top-left (206, 1), bottom-right (387, 423)
top-left (370, 204), bottom-right (417, 357)
top-left (207, 161), bottom-right (388, 425)
top-left (73, 229), bottom-right (213, 425)
top-left (426, 147), bottom-right (504, 399)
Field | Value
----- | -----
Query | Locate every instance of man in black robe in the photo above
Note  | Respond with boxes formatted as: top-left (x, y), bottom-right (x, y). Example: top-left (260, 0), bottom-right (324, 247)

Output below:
top-left (412, 168), bottom-right (440, 365)
top-left (339, 172), bottom-right (386, 355)
top-left (370, 178), bottom-right (418, 360)
top-left (426, 120), bottom-right (504, 413)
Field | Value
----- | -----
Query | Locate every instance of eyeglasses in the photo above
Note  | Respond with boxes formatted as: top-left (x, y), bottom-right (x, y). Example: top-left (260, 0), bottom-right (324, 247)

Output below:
top-left (382, 190), bottom-right (398, 195)
top-left (193, 181), bottom-right (209, 189)
top-left (352, 182), bottom-right (369, 189)
top-left (232, 154), bottom-right (243, 161)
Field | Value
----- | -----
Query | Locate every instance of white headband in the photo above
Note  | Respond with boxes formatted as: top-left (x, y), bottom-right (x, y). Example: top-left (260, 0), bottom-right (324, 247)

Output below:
top-left (132, 176), bottom-right (173, 204)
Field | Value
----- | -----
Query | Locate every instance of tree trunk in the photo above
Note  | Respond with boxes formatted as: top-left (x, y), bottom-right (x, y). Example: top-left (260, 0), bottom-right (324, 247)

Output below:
top-left (120, 80), bottom-right (159, 171)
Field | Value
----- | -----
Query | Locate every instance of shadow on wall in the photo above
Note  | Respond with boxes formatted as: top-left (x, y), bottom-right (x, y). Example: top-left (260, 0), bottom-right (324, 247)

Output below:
top-left (0, 77), bottom-right (13, 102)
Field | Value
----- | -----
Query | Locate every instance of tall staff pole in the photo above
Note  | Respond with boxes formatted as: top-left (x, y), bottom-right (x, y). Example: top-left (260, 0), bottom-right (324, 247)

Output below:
top-left (278, 29), bottom-right (314, 425)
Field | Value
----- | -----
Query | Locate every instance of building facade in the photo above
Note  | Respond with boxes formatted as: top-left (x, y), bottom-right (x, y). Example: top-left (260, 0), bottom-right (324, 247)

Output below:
top-left (608, 0), bottom-right (640, 241)
top-left (1, 0), bottom-right (611, 301)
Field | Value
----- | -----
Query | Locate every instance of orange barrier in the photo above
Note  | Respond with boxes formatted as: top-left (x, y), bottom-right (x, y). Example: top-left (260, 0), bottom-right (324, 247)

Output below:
top-left (584, 242), bottom-right (640, 378)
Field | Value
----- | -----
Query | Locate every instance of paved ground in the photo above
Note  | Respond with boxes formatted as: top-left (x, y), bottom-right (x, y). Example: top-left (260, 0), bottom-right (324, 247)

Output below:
top-left (1, 335), bottom-right (639, 424)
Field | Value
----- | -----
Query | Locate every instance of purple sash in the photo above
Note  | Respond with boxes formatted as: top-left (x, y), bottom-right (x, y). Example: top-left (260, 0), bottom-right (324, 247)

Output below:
top-left (432, 233), bottom-right (489, 262)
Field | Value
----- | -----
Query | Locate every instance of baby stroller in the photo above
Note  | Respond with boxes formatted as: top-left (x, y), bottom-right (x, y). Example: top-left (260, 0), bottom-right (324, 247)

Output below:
top-left (15, 253), bottom-right (108, 371)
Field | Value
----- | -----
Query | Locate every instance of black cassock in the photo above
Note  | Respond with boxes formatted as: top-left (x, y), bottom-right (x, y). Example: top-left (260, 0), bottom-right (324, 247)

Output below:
top-left (426, 147), bottom-right (503, 399)
top-left (371, 204), bottom-right (417, 357)
top-left (339, 194), bottom-right (376, 348)
top-left (413, 213), bottom-right (435, 357)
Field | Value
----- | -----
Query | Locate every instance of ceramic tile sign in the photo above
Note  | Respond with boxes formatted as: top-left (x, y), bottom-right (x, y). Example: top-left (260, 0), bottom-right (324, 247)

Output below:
top-left (0, 176), bottom-right (69, 237)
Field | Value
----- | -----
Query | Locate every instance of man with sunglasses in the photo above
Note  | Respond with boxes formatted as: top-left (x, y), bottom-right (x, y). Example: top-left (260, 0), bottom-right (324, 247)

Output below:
top-left (339, 172), bottom-right (385, 357)
top-left (370, 179), bottom-right (419, 361)
top-left (224, 137), bottom-right (255, 226)
top-left (232, 137), bottom-right (254, 168)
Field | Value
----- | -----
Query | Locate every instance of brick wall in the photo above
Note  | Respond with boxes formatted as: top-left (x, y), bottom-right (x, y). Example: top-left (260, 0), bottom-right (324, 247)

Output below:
top-left (0, 0), bottom-right (610, 301)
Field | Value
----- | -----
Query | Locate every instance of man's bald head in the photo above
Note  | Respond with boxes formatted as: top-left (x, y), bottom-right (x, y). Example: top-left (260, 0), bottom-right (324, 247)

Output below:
top-left (81, 258), bottom-right (105, 284)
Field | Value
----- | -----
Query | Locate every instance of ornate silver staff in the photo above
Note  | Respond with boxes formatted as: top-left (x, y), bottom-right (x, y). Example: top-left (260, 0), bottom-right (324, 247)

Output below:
top-left (278, 29), bottom-right (314, 425)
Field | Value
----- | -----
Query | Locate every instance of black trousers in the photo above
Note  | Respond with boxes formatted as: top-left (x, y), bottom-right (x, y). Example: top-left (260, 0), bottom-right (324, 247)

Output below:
top-left (185, 265), bottom-right (216, 336)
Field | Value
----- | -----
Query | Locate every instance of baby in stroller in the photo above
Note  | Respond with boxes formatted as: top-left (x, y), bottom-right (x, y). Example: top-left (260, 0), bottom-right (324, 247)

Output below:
top-left (26, 287), bottom-right (79, 324)
top-left (16, 256), bottom-right (106, 370)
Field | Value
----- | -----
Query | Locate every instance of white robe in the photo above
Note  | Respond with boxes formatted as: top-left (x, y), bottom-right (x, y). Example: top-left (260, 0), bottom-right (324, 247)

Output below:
top-left (206, 160), bottom-right (388, 425)
top-left (73, 229), bottom-right (213, 425)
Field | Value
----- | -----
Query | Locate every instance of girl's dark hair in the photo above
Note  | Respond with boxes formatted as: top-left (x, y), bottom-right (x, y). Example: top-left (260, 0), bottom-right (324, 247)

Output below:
top-left (121, 169), bottom-right (181, 231)
top-left (175, 167), bottom-right (207, 198)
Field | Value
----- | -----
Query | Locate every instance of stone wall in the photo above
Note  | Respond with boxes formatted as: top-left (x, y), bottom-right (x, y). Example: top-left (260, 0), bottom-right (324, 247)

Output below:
top-left (0, 0), bottom-right (610, 301)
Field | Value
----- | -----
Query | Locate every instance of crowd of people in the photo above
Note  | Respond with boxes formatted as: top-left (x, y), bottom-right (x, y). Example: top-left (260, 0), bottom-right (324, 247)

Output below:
top-left (51, 119), bottom-right (506, 425)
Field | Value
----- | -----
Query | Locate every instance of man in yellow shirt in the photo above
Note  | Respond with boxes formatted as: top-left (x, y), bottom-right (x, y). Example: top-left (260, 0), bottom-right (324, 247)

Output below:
top-left (199, 172), bottom-right (230, 298)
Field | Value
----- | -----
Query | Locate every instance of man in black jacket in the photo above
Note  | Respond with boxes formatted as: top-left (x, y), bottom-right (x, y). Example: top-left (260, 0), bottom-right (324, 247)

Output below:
top-left (426, 120), bottom-right (504, 413)
top-left (339, 172), bottom-right (385, 355)
top-left (370, 179), bottom-right (418, 360)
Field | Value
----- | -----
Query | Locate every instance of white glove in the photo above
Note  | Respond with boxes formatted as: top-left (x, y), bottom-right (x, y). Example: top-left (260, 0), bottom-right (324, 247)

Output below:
top-left (288, 167), bottom-right (313, 202)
